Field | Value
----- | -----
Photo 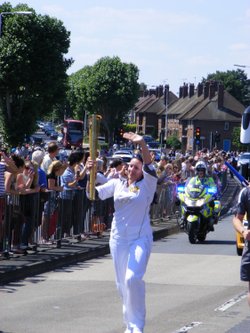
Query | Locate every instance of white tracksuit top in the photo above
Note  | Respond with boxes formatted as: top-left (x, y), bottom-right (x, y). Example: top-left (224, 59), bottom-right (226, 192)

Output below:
top-left (96, 165), bottom-right (157, 241)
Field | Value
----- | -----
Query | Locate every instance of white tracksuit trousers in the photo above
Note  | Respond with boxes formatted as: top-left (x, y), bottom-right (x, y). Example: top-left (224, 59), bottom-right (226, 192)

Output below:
top-left (109, 235), bottom-right (152, 332)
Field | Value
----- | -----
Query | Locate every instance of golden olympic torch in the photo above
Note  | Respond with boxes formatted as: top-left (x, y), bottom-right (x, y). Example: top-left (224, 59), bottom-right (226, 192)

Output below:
top-left (89, 114), bottom-right (102, 200)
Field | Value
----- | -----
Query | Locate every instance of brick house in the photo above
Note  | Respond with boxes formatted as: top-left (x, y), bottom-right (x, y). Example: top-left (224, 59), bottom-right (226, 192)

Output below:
top-left (134, 82), bottom-right (245, 152)
top-left (134, 85), bottom-right (178, 139)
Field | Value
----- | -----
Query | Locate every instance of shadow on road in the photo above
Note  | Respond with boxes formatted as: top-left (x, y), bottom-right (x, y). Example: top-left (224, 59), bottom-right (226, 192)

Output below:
top-left (198, 240), bottom-right (235, 245)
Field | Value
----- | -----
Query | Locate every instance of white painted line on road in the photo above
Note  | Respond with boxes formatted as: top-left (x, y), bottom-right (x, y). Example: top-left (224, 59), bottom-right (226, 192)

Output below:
top-left (214, 291), bottom-right (247, 312)
top-left (173, 321), bottom-right (202, 333)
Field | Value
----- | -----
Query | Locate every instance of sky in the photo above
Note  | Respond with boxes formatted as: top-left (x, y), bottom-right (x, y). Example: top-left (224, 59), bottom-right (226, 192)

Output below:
top-left (8, 0), bottom-right (250, 95)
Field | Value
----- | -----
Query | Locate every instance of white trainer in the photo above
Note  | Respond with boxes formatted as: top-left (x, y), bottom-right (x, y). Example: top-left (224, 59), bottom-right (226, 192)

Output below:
top-left (132, 329), bottom-right (143, 333)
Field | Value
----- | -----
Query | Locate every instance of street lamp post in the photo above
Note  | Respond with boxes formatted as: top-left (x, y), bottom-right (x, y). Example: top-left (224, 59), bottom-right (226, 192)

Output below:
top-left (0, 11), bottom-right (32, 37)
top-left (234, 64), bottom-right (250, 105)
top-left (234, 64), bottom-right (250, 69)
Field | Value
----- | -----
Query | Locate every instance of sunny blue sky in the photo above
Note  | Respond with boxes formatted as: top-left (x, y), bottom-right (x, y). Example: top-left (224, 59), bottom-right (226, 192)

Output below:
top-left (9, 0), bottom-right (250, 95)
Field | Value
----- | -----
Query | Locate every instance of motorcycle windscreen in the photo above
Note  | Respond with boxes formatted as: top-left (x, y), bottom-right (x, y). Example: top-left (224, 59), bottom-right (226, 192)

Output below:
top-left (186, 185), bottom-right (206, 199)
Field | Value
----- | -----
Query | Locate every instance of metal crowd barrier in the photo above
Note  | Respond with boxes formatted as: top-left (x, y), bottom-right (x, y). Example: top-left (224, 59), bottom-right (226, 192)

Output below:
top-left (150, 182), bottom-right (178, 222)
top-left (0, 188), bottom-right (114, 257)
top-left (0, 172), bottom-right (227, 258)
top-left (219, 170), bottom-right (227, 194)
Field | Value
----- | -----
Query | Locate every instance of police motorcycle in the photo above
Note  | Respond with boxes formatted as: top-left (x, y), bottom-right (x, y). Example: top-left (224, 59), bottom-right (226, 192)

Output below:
top-left (177, 162), bottom-right (221, 244)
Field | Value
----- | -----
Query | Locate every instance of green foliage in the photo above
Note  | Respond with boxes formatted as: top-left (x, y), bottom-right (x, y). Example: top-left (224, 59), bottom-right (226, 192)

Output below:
top-left (203, 69), bottom-right (250, 106)
top-left (123, 123), bottom-right (136, 133)
top-left (232, 126), bottom-right (246, 151)
top-left (166, 135), bottom-right (181, 150)
top-left (67, 56), bottom-right (140, 145)
top-left (0, 2), bottom-right (72, 146)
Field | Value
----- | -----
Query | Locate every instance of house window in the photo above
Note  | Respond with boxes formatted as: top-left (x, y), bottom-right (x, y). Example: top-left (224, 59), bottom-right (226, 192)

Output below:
top-left (224, 122), bottom-right (229, 131)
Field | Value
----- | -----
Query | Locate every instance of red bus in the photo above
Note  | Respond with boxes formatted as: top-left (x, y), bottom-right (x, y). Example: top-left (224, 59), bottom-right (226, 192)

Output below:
top-left (62, 119), bottom-right (83, 148)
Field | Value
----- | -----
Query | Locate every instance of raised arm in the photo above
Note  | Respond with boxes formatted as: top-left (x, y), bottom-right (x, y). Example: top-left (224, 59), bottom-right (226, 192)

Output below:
top-left (123, 132), bottom-right (151, 165)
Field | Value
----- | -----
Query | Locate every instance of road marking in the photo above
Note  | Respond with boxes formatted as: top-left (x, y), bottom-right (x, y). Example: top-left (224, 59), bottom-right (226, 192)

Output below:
top-left (173, 322), bottom-right (202, 333)
top-left (214, 292), bottom-right (247, 312)
top-left (53, 305), bottom-right (60, 310)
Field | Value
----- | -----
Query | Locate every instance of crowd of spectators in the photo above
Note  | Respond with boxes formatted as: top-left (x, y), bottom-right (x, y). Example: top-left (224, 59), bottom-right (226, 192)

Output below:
top-left (150, 147), bottom-right (231, 192)
top-left (0, 140), bottom-right (236, 256)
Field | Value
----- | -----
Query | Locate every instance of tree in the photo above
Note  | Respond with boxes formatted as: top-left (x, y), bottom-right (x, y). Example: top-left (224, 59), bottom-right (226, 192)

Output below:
top-left (0, 2), bottom-right (73, 146)
top-left (124, 123), bottom-right (136, 133)
top-left (166, 135), bottom-right (181, 150)
top-left (67, 56), bottom-right (140, 145)
top-left (232, 126), bottom-right (246, 151)
top-left (203, 69), bottom-right (250, 106)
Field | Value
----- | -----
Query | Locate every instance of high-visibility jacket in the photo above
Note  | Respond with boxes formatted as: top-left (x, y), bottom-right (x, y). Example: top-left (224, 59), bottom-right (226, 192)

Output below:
top-left (186, 175), bottom-right (216, 188)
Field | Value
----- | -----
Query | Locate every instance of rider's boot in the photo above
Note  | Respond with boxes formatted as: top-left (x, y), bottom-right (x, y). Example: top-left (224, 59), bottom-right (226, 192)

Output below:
top-left (208, 217), bottom-right (215, 231)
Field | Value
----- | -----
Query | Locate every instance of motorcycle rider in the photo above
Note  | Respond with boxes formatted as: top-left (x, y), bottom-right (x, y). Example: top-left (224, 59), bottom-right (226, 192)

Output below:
top-left (185, 160), bottom-right (218, 231)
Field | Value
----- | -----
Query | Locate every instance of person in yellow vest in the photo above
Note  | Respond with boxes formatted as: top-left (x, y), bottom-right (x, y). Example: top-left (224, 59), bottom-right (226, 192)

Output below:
top-left (185, 160), bottom-right (218, 231)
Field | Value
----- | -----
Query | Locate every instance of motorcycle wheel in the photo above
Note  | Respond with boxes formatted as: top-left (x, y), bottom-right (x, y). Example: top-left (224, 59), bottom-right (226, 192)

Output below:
top-left (197, 233), bottom-right (206, 242)
top-left (187, 221), bottom-right (198, 244)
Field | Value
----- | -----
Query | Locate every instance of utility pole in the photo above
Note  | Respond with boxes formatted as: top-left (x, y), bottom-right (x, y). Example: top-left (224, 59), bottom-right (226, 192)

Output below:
top-left (164, 84), bottom-right (169, 145)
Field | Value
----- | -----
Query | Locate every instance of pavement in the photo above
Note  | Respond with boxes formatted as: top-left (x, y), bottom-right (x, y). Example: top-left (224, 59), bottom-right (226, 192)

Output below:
top-left (0, 175), bottom-right (240, 285)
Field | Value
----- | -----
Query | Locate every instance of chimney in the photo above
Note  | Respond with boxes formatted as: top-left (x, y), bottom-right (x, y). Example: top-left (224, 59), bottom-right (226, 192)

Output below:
top-left (179, 86), bottom-right (183, 98)
top-left (149, 88), bottom-right (155, 96)
top-left (164, 85), bottom-right (169, 105)
top-left (197, 83), bottom-right (203, 97)
top-left (189, 83), bottom-right (195, 98)
top-left (156, 86), bottom-right (159, 97)
top-left (218, 83), bottom-right (224, 109)
top-left (214, 81), bottom-right (218, 92)
top-left (209, 81), bottom-right (216, 99)
top-left (183, 83), bottom-right (188, 98)
top-left (203, 81), bottom-right (209, 99)
top-left (158, 85), bottom-right (164, 97)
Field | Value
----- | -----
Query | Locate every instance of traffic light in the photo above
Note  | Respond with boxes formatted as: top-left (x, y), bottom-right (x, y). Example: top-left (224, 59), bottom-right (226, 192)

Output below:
top-left (119, 128), bottom-right (124, 137)
top-left (195, 127), bottom-right (201, 141)
top-left (214, 131), bottom-right (220, 143)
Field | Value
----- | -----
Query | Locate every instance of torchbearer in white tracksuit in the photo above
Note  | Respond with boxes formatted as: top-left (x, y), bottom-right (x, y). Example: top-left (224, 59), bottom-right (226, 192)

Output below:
top-left (87, 132), bottom-right (157, 333)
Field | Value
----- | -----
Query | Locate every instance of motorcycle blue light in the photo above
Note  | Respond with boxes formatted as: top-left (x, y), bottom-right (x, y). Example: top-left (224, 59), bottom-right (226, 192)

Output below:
top-left (177, 185), bottom-right (185, 193)
top-left (207, 187), bottom-right (217, 194)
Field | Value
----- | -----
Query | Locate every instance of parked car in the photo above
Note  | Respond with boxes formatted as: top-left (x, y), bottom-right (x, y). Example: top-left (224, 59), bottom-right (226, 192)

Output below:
top-left (57, 133), bottom-right (63, 144)
top-left (149, 149), bottom-right (161, 162)
top-left (30, 136), bottom-right (43, 145)
top-left (44, 127), bottom-right (54, 136)
top-left (50, 130), bottom-right (58, 140)
top-left (147, 141), bottom-right (160, 149)
top-left (36, 121), bottom-right (45, 130)
top-left (112, 150), bottom-right (133, 163)
top-left (237, 152), bottom-right (250, 178)
top-left (143, 135), bottom-right (154, 143)
top-left (237, 152), bottom-right (250, 168)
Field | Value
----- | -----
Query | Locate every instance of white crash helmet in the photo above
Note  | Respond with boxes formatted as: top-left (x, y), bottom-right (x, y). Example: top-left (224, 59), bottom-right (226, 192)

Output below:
top-left (195, 161), bottom-right (207, 174)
